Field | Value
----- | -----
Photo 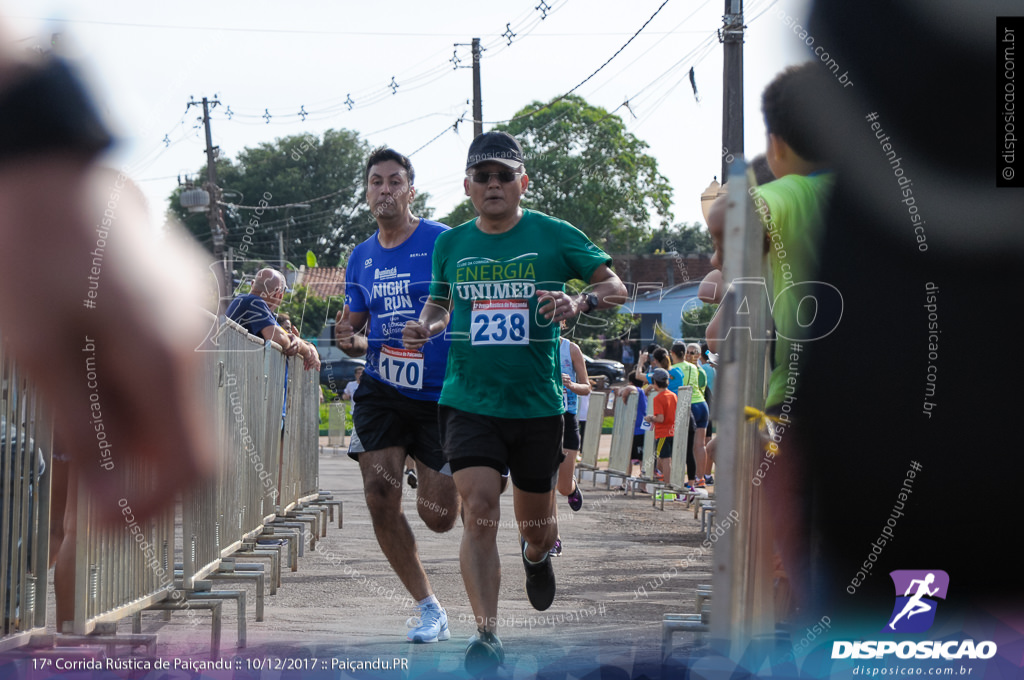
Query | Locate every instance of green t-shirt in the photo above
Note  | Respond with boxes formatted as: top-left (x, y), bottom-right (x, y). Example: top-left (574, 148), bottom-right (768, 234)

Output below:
top-left (672, 361), bottom-right (706, 404)
top-left (430, 209), bottom-right (611, 418)
top-left (750, 172), bottom-right (834, 407)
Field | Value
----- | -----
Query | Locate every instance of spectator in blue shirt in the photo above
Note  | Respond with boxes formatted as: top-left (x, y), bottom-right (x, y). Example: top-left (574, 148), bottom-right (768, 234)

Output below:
top-left (227, 268), bottom-right (320, 371)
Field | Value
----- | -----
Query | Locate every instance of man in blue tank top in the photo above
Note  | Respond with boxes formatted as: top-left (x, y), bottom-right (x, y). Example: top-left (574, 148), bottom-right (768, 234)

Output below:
top-left (334, 147), bottom-right (457, 644)
top-left (550, 334), bottom-right (591, 556)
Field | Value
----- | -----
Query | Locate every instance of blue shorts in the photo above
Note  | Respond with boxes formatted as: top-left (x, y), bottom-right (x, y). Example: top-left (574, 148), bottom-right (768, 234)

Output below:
top-left (690, 401), bottom-right (710, 429)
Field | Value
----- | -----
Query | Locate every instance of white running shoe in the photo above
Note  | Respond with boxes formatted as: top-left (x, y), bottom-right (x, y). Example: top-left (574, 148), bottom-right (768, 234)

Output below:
top-left (406, 603), bottom-right (451, 643)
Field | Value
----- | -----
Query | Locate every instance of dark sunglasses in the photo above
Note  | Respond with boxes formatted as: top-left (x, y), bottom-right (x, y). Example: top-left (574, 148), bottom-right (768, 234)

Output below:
top-left (467, 170), bottom-right (521, 184)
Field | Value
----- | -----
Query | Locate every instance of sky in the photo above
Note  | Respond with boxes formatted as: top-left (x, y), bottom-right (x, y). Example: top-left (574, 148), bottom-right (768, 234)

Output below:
top-left (6, 0), bottom-right (813, 249)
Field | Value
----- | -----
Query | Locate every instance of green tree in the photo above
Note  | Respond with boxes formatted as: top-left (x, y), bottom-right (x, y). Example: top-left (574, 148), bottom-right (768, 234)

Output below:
top-left (681, 302), bottom-right (718, 342)
top-left (276, 284), bottom-right (344, 340)
top-left (562, 278), bottom-right (639, 352)
top-left (496, 95), bottom-right (673, 254)
top-left (642, 221), bottom-right (713, 256)
top-left (168, 130), bottom-right (433, 270)
top-left (440, 199), bottom-right (477, 228)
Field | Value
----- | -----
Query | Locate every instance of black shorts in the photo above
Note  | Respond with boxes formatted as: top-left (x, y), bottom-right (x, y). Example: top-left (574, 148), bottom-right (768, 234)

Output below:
top-left (655, 436), bottom-right (674, 459)
top-left (562, 412), bottom-right (581, 450)
top-left (439, 406), bottom-right (563, 493)
top-left (631, 433), bottom-right (645, 462)
top-left (350, 374), bottom-right (448, 473)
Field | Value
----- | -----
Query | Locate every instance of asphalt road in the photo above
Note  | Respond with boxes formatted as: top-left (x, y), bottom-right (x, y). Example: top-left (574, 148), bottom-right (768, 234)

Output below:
top-left (33, 438), bottom-right (714, 679)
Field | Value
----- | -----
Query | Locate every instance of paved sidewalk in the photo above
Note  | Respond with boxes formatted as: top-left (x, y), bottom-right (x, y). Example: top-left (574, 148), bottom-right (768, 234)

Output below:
top-left (37, 437), bottom-right (716, 678)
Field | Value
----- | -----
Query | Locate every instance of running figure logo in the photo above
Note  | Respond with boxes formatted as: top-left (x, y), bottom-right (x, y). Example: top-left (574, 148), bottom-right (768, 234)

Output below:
top-left (884, 570), bottom-right (949, 633)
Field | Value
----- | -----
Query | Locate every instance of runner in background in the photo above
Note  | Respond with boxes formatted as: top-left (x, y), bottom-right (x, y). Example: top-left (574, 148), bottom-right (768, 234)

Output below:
top-left (550, 333), bottom-right (590, 556)
top-left (335, 147), bottom-right (457, 644)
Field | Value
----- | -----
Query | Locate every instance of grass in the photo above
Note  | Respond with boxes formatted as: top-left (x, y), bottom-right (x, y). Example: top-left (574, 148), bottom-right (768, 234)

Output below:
top-left (319, 401), bottom-right (353, 436)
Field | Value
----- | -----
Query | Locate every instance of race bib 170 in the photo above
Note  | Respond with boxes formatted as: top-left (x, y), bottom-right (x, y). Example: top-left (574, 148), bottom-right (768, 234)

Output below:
top-left (379, 345), bottom-right (424, 390)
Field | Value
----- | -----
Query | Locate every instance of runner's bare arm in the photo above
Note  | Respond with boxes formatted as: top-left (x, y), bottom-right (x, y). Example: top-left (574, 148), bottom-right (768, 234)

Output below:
top-left (403, 297), bottom-right (451, 350)
top-left (536, 264), bottom-right (627, 323)
top-left (565, 341), bottom-right (592, 396)
top-left (335, 308), bottom-right (369, 356)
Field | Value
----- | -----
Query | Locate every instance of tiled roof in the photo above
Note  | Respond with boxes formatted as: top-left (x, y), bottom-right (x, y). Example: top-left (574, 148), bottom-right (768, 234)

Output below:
top-left (612, 253), bottom-right (714, 287)
top-left (295, 266), bottom-right (346, 298)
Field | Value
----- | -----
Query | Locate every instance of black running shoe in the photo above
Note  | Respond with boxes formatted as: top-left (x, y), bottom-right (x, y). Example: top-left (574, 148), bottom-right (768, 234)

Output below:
top-left (405, 468), bottom-right (418, 489)
top-left (567, 483), bottom-right (583, 512)
top-left (465, 629), bottom-right (504, 675)
top-left (520, 536), bottom-right (556, 611)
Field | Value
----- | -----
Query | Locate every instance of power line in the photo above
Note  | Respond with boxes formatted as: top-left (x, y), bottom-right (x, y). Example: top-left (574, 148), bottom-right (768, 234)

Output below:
top-left (746, 0), bottom-right (780, 24)
top-left (482, 0), bottom-right (674, 126)
top-left (408, 112), bottom-right (467, 157)
top-left (7, 16), bottom-right (496, 37)
top-left (223, 188), bottom-right (350, 211)
top-left (578, 0), bottom-right (716, 101)
top-left (209, 1), bottom-right (568, 126)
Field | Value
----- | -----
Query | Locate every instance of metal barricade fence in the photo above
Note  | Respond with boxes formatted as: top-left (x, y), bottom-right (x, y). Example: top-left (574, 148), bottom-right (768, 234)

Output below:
top-left (181, 316), bottom-right (287, 589)
top-left (642, 394), bottom-right (655, 474)
top-left (3, 313), bottom-right (327, 645)
top-left (667, 386), bottom-right (693, 489)
top-left (259, 330), bottom-right (288, 520)
top-left (182, 321), bottom-right (236, 587)
top-left (577, 392), bottom-right (605, 469)
top-left (279, 354), bottom-right (320, 511)
top-left (71, 457), bottom-right (174, 635)
top-left (606, 389), bottom-right (638, 476)
top-left (228, 326), bottom-right (276, 543)
top-left (709, 159), bottom-right (777, 659)
top-left (0, 334), bottom-right (52, 651)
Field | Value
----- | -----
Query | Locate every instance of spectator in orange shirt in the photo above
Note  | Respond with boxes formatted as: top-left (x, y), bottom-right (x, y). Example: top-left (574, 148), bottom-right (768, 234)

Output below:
top-left (643, 368), bottom-right (677, 483)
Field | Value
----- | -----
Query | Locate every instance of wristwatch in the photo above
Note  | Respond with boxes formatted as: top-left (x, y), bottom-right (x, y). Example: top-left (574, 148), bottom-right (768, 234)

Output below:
top-left (0, 58), bottom-right (113, 164)
top-left (580, 292), bottom-right (599, 313)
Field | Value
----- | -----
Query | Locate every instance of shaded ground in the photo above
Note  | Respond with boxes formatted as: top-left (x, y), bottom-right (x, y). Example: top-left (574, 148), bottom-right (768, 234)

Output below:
top-left (22, 437), bottom-right (714, 678)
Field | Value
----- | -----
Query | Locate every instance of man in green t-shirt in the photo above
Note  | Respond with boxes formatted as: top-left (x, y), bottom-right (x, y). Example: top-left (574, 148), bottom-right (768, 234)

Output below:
top-left (403, 131), bottom-right (625, 674)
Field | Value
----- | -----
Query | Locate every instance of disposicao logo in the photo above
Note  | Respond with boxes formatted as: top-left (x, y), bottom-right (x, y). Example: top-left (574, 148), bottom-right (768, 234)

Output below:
top-left (885, 569), bottom-right (948, 634)
top-left (832, 569), bottom-right (997, 661)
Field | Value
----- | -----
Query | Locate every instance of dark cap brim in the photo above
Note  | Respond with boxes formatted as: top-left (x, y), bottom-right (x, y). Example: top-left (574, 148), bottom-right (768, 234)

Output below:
top-left (465, 155), bottom-right (523, 171)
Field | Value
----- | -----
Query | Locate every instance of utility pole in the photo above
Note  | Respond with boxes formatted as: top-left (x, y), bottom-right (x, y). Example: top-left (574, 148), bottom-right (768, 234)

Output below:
top-left (454, 38), bottom-right (484, 137)
top-left (720, 0), bottom-right (745, 182)
top-left (472, 38), bottom-right (483, 138)
top-left (187, 96), bottom-right (230, 314)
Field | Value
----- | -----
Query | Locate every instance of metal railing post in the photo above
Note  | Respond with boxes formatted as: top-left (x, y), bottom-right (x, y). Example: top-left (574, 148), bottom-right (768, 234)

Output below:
top-left (710, 159), bottom-right (777, 661)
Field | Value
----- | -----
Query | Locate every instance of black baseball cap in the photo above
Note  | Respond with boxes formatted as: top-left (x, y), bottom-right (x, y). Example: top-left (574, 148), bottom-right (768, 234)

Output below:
top-left (466, 131), bottom-right (524, 171)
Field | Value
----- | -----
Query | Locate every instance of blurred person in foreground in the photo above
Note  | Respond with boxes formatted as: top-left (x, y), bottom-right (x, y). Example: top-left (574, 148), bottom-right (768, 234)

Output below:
top-left (791, 0), bottom-right (1022, 628)
top-left (0, 38), bottom-right (217, 523)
